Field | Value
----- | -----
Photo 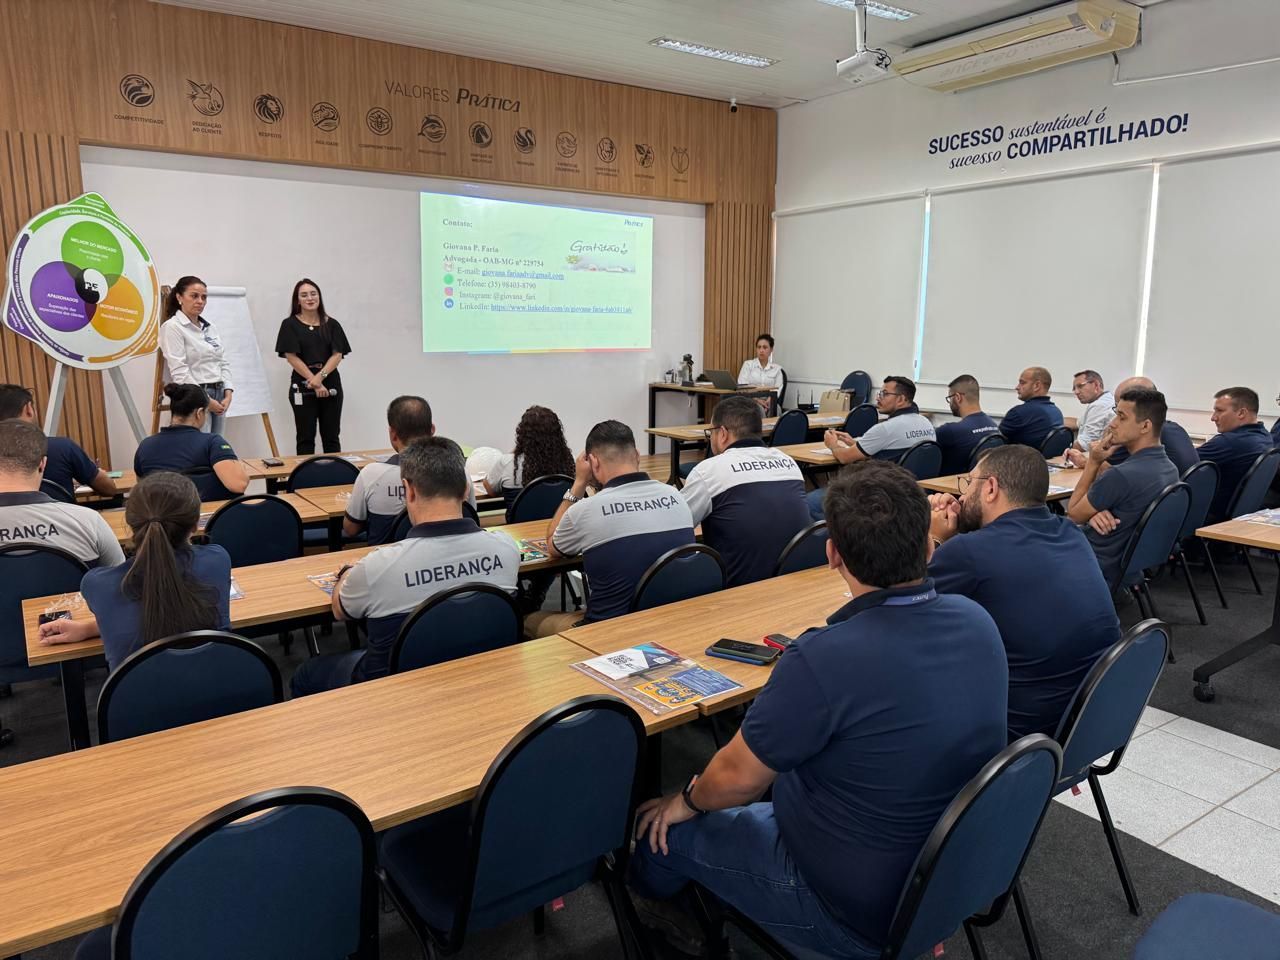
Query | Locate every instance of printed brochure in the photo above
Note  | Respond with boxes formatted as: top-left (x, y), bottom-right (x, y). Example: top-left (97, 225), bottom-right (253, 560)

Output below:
top-left (572, 643), bottom-right (741, 715)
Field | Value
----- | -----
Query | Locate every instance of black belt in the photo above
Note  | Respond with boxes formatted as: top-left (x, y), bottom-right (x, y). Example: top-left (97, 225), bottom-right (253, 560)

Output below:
top-left (200, 381), bottom-right (224, 390)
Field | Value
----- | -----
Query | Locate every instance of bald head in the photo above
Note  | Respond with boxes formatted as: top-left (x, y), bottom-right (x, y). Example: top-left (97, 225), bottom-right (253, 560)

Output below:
top-left (1016, 366), bottom-right (1052, 401)
top-left (1115, 376), bottom-right (1154, 395)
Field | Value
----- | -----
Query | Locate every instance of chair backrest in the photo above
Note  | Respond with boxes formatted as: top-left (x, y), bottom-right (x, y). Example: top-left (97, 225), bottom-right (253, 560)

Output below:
top-left (883, 735), bottom-right (1062, 960)
top-left (446, 696), bottom-right (645, 949)
top-left (386, 503), bottom-right (480, 544)
top-left (113, 786), bottom-right (380, 960)
top-left (776, 368), bottom-right (788, 412)
top-left (1053, 619), bottom-right (1169, 789)
top-left (631, 544), bottom-right (726, 613)
top-left (462, 500), bottom-right (480, 524)
top-left (39, 477), bottom-right (76, 503)
top-left (390, 583), bottom-right (523, 674)
top-left (769, 409), bottom-right (809, 447)
top-left (968, 434), bottom-right (1006, 471)
top-left (286, 455), bottom-right (361, 492)
top-left (1226, 448), bottom-right (1280, 519)
top-left (1178, 460), bottom-right (1220, 540)
top-left (842, 403), bottom-right (880, 439)
top-left (505, 474), bottom-right (572, 524)
top-left (897, 440), bottom-right (943, 480)
top-left (773, 521), bottom-right (829, 577)
top-left (0, 543), bottom-right (88, 670)
top-left (98, 631), bottom-right (284, 743)
top-left (839, 370), bottom-right (873, 405)
top-left (204, 495), bottom-right (303, 566)
top-left (1115, 482), bottom-right (1191, 591)
top-left (1039, 426), bottom-right (1075, 459)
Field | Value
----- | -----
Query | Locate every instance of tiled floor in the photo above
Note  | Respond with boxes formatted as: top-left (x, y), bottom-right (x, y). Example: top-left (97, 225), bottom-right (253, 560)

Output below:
top-left (1054, 705), bottom-right (1280, 905)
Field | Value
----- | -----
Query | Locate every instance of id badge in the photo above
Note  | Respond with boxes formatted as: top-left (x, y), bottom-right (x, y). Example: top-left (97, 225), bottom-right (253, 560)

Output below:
top-left (293, 385), bottom-right (303, 406)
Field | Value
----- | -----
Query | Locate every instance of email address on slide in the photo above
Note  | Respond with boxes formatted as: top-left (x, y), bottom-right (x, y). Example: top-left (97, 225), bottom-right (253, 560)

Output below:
top-left (462, 304), bottom-right (634, 314)
top-left (478, 270), bottom-right (566, 280)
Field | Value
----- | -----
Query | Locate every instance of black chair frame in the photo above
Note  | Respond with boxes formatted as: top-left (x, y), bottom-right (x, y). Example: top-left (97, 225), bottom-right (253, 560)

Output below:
top-left (1039, 426), bottom-right (1075, 459)
top-left (772, 521), bottom-right (828, 578)
top-left (897, 440), bottom-right (943, 480)
top-left (630, 544), bottom-right (726, 613)
top-left (968, 434), bottom-right (1005, 471)
top-left (285, 455), bottom-right (362, 493)
top-left (768, 409), bottom-right (809, 448)
top-left (39, 477), bottom-right (76, 503)
top-left (1112, 483), bottom-right (1190, 646)
top-left (379, 695), bottom-right (649, 958)
top-left (696, 734), bottom-right (1063, 960)
top-left (1223, 448), bottom-right (1280, 596)
top-left (506, 474), bottom-right (574, 525)
top-left (388, 583), bottom-right (524, 674)
top-left (1171, 462), bottom-right (1225, 625)
top-left (97, 630), bottom-right (283, 744)
top-left (112, 785), bottom-right (381, 959)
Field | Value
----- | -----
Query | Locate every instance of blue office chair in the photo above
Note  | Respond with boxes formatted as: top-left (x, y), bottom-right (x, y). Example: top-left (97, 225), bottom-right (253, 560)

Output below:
top-left (379, 695), bottom-right (647, 957)
top-left (897, 440), bottom-right (943, 480)
top-left (842, 403), bottom-right (879, 439)
top-left (968, 434), bottom-right (1006, 471)
top-left (769, 409), bottom-right (809, 447)
top-left (773, 521), bottom-right (828, 577)
top-left (699, 734), bottom-right (1062, 960)
top-left (1052, 619), bottom-right (1170, 918)
top-left (97, 631), bottom-right (283, 743)
top-left (1039, 426), bottom-right (1075, 459)
top-left (506, 474), bottom-right (572, 524)
top-left (389, 583), bottom-right (523, 674)
top-left (1172, 461), bottom-right (1224, 624)
top-left (1223, 448), bottom-right (1280, 595)
top-left (73, 786), bottom-right (380, 960)
top-left (0, 543), bottom-right (84, 692)
top-left (839, 370), bottom-right (873, 406)
top-left (775, 368), bottom-right (788, 414)
top-left (1133, 893), bottom-right (1280, 960)
top-left (1110, 483), bottom-right (1191, 639)
top-left (286, 455), bottom-right (361, 491)
top-left (40, 477), bottom-right (76, 503)
top-left (631, 544), bottom-right (726, 612)
top-left (385, 502), bottom-right (480, 545)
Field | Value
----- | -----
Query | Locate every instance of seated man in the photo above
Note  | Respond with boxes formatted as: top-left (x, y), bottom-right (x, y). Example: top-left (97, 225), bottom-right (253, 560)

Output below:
top-left (935, 374), bottom-right (999, 476)
top-left (1067, 376), bottom-right (1198, 476)
top-left (1067, 387), bottom-right (1179, 588)
top-left (525, 420), bottom-right (694, 637)
top-left (0, 420), bottom-right (123, 567)
top-left (807, 376), bottom-right (936, 520)
top-left (682, 396), bottom-right (810, 586)
top-left (290, 436), bottom-right (519, 697)
top-left (1002, 366), bottom-right (1064, 449)
top-left (630, 461), bottom-right (1007, 958)
top-left (1197, 386), bottom-right (1275, 522)
top-left (0, 383), bottom-right (118, 499)
top-left (1071, 370), bottom-right (1115, 452)
top-left (928, 444), bottom-right (1120, 740)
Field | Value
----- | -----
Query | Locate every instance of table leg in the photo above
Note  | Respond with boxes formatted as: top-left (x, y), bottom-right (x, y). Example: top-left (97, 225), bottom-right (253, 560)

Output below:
top-left (1191, 578), bottom-right (1280, 701)
top-left (668, 441), bottom-right (681, 487)
top-left (697, 394), bottom-right (707, 424)
top-left (266, 477), bottom-right (281, 494)
top-left (648, 386), bottom-right (657, 456)
top-left (328, 516), bottom-right (342, 552)
top-left (60, 659), bottom-right (90, 750)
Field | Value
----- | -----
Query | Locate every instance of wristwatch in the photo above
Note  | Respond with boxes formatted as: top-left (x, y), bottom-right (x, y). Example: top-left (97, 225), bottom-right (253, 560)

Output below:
top-left (562, 491), bottom-right (582, 504)
top-left (681, 774), bottom-right (708, 815)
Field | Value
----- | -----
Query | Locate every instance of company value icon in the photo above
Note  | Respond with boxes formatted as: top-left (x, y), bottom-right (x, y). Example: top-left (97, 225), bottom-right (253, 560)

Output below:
top-left (419, 114), bottom-right (447, 142)
top-left (186, 80), bottom-right (223, 117)
top-left (469, 122), bottom-right (493, 148)
top-left (513, 127), bottom-right (536, 153)
top-left (311, 101), bottom-right (341, 131)
top-left (118, 74), bottom-right (155, 108)
top-left (556, 131), bottom-right (578, 158)
top-left (635, 143), bottom-right (655, 168)
top-left (254, 93), bottom-right (284, 124)
top-left (671, 146), bottom-right (690, 174)
top-left (366, 107), bottom-right (393, 136)
top-left (597, 137), bottom-right (617, 163)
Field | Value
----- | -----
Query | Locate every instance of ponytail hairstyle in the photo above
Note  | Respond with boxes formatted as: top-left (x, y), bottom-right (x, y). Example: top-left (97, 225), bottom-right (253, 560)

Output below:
top-left (164, 276), bottom-right (206, 319)
top-left (121, 472), bottom-right (221, 646)
top-left (289, 278), bottom-right (329, 324)
top-left (164, 382), bottom-right (210, 420)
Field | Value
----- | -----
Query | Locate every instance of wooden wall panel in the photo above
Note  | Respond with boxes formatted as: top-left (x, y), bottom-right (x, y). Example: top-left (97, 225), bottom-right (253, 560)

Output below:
top-left (703, 201), bottom-right (774, 371)
top-left (0, 131), bottom-right (111, 467)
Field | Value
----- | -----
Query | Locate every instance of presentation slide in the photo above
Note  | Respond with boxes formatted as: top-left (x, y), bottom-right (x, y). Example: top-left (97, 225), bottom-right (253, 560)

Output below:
top-left (420, 192), bottom-right (653, 353)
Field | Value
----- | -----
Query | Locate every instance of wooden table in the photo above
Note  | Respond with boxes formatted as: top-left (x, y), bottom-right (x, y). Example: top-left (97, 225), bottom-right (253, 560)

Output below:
top-left (75, 470), bottom-right (137, 503)
top-left (1191, 517), bottom-right (1280, 701)
top-left (560, 566), bottom-right (847, 714)
top-left (246, 449), bottom-right (394, 493)
top-left (98, 493), bottom-right (328, 546)
top-left (646, 382), bottom-right (775, 455)
top-left (920, 466), bottom-right (1084, 501)
top-left (772, 442), bottom-right (840, 470)
top-left (645, 413), bottom-right (848, 484)
top-left (0, 635), bottom-right (694, 957)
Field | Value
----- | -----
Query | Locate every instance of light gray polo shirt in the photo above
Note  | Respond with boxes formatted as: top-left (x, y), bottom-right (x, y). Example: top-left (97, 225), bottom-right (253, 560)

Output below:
top-left (0, 491), bottom-right (124, 567)
top-left (346, 456), bottom-right (478, 544)
top-left (857, 407), bottom-right (937, 460)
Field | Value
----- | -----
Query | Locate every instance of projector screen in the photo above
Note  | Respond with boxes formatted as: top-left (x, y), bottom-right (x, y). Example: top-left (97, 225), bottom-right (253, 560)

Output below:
top-left (420, 192), bottom-right (654, 353)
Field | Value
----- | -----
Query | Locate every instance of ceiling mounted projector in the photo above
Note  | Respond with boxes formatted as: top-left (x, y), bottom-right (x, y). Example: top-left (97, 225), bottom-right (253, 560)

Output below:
top-left (836, 0), bottom-right (893, 86)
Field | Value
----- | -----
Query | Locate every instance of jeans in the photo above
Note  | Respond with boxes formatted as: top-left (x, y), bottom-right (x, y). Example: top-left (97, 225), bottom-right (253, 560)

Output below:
top-left (805, 487), bottom-right (826, 522)
top-left (290, 382), bottom-right (344, 454)
top-left (629, 803), bottom-right (877, 960)
top-left (202, 383), bottom-right (226, 436)
top-left (290, 649), bottom-right (365, 697)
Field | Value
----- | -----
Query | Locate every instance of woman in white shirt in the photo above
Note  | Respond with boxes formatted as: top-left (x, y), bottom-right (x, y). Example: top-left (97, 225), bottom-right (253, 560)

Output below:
top-left (158, 276), bottom-right (234, 435)
top-left (737, 333), bottom-right (783, 411)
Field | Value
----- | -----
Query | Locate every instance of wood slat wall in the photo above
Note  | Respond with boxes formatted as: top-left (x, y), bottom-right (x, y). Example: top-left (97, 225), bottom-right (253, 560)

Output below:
top-left (0, 130), bottom-right (111, 466)
top-left (703, 202), bottom-right (774, 371)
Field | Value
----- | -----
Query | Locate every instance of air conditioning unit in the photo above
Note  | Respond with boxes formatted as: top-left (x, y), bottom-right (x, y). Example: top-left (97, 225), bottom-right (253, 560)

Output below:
top-left (894, 0), bottom-right (1141, 93)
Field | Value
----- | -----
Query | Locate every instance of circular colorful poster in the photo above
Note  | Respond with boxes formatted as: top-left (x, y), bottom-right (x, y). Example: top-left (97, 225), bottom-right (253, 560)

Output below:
top-left (2, 193), bottom-right (159, 369)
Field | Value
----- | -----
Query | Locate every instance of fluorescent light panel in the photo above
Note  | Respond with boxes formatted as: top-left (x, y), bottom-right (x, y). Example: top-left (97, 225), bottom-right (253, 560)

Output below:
top-left (649, 37), bottom-right (777, 67)
top-left (816, 0), bottom-right (918, 21)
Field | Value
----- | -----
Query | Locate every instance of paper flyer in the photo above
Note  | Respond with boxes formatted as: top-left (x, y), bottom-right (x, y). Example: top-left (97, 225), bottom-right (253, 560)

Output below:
top-left (519, 537), bottom-right (549, 562)
top-left (1240, 508), bottom-right (1280, 527)
top-left (229, 578), bottom-right (244, 601)
top-left (573, 643), bottom-right (741, 715)
top-left (307, 571), bottom-right (340, 596)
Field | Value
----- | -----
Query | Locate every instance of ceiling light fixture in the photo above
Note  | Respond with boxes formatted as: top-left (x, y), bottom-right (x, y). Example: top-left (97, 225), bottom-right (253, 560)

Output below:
top-left (816, 0), bottom-right (918, 21)
top-left (649, 37), bottom-right (778, 68)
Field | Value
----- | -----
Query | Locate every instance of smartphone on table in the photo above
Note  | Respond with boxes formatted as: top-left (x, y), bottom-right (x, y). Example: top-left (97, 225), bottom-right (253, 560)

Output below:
top-left (706, 638), bottom-right (781, 666)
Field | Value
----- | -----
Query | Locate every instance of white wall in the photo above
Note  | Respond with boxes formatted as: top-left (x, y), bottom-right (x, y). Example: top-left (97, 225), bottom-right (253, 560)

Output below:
top-left (81, 147), bottom-right (704, 466)
top-left (774, 0), bottom-right (1280, 433)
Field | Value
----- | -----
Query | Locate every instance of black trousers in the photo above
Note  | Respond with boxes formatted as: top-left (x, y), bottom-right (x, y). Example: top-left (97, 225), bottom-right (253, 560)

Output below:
top-left (291, 386), bottom-right (343, 454)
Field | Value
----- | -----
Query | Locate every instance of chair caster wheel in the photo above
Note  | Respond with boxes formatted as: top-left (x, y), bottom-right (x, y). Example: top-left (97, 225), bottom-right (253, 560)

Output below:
top-left (1193, 682), bottom-right (1215, 703)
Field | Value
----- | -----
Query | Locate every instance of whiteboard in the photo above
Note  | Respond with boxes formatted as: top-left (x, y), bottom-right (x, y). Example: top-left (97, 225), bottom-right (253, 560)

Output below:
top-left (192, 286), bottom-right (272, 418)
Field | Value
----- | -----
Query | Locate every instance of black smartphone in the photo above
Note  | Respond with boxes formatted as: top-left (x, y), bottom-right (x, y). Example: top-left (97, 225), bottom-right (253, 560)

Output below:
top-left (38, 611), bottom-right (71, 625)
top-left (762, 633), bottom-right (794, 650)
top-left (262, 457), bottom-right (285, 467)
top-left (706, 638), bottom-right (781, 666)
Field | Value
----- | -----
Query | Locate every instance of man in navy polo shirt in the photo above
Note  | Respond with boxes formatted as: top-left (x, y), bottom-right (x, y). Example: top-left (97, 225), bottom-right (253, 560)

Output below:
top-left (683, 396), bottom-right (810, 585)
top-left (290, 436), bottom-right (519, 697)
top-left (935, 373), bottom-right (1000, 476)
top-left (1002, 366), bottom-right (1064, 449)
top-left (0, 384), bottom-right (118, 500)
top-left (1197, 386), bottom-right (1277, 522)
top-left (525, 420), bottom-right (694, 637)
top-left (1068, 387), bottom-right (1179, 588)
top-left (928, 444), bottom-right (1119, 740)
top-left (630, 461), bottom-right (1007, 958)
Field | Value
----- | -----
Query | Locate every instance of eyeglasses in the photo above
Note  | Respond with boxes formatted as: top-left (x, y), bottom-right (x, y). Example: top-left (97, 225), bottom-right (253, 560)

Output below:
top-left (944, 393), bottom-right (960, 404)
top-left (957, 474), bottom-right (992, 494)
top-left (877, 389), bottom-right (902, 399)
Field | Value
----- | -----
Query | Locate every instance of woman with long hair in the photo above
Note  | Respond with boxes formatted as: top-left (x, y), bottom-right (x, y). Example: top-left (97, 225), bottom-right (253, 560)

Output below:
top-left (274, 278), bottom-right (352, 454)
top-left (483, 405), bottom-right (574, 499)
top-left (159, 276), bottom-right (234, 435)
top-left (134, 383), bottom-right (249, 501)
top-left (37, 472), bottom-right (233, 672)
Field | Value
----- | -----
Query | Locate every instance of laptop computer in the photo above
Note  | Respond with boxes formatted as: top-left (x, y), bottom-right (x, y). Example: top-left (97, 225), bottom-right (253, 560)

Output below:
top-left (702, 369), bottom-right (741, 390)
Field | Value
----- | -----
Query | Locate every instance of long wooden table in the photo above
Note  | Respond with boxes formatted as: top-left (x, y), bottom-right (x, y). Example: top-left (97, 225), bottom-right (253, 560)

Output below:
top-left (920, 466), bottom-right (1085, 501)
top-left (646, 382), bottom-right (776, 455)
top-left (646, 413), bottom-right (848, 484)
top-left (98, 493), bottom-right (328, 546)
top-left (246, 448), bottom-right (395, 493)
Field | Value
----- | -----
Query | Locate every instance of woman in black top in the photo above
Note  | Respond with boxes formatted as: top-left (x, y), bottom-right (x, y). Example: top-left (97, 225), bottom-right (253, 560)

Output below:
top-left (274, 278), bottom-right (352, 454)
